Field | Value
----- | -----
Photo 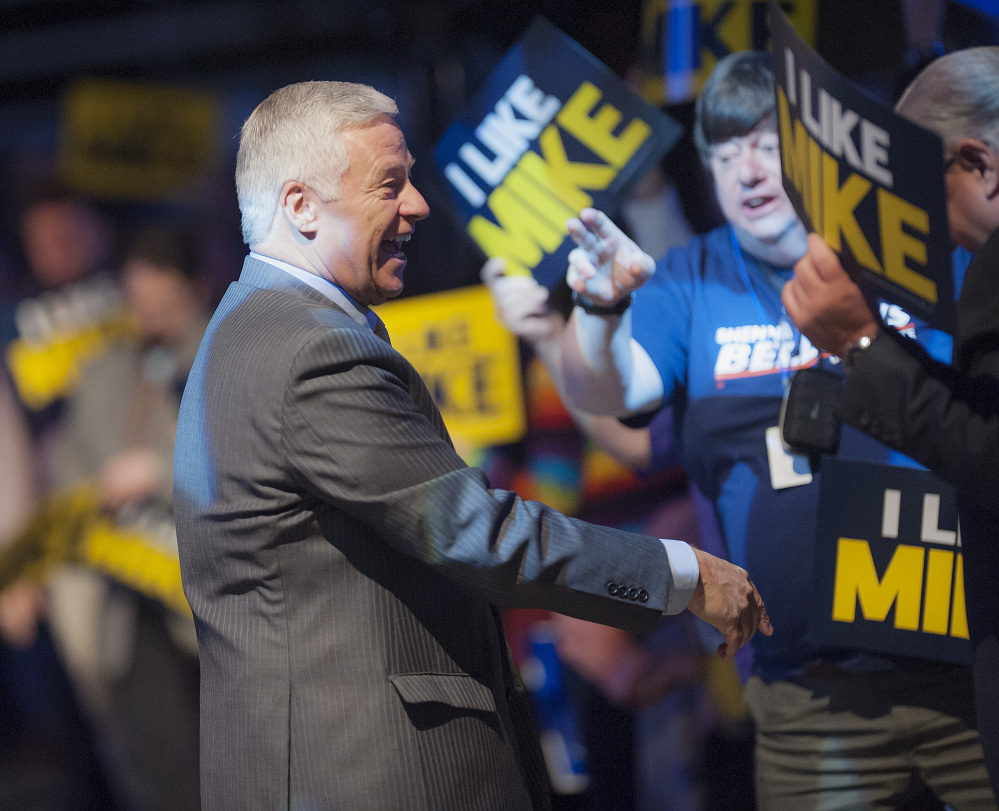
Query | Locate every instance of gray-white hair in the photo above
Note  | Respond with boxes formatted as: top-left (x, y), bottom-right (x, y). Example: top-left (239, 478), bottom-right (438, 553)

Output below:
top-left (895, 47), bottom-right (999, 156)
top-left (235, 81), bottom-right (398, 247)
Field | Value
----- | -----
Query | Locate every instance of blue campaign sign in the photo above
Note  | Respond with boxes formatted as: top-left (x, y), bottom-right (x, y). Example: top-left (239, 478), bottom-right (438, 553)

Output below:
top-left (770, 0), bottom-right (955, 332)
top-left (811, 458), bottom-right (970, 665)
top-left (435, 16), bottom-right (683, 290)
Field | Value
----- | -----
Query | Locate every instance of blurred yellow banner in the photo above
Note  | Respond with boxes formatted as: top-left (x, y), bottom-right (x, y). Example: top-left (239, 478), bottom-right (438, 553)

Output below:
top-left (378, 285), bottom-right (526, 450)
top-left (59, 79), bottom-right (220, 199)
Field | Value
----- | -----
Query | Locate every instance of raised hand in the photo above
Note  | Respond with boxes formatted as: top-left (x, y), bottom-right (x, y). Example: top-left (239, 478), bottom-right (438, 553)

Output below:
top-left (687, 547), bottom-right (773, 659)
top-left (566, 208), bottom-right (655, 306)
top-left (782, 233), bottom-right (879, 358)
top-left (480, 257), bottom-right (565, 345)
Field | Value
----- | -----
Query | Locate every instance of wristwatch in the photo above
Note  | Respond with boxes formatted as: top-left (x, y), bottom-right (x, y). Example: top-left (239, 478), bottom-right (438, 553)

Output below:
top-left (571, 290), bottom-right (632, 316)
top-left (843, 332), bottom-right (876, 369)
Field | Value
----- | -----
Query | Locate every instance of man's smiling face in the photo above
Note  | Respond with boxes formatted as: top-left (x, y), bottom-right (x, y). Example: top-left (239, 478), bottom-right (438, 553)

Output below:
top-left (312, 115), bottom-right (429, 306)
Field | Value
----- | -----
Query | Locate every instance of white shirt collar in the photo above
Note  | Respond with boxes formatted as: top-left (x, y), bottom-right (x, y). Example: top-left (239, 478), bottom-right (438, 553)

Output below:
top-left (250, 252), bottom-right (373, 331)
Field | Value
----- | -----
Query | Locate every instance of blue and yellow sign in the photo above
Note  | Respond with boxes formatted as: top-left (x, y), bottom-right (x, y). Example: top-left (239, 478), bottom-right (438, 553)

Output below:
top-left (771, 1), bottom-right (954, 332)
top-left (812, 458), bottom-right (969, 665)
top-left (435, 17), bottom-right (682, 290)
top-left (378, 285), bottom-right (525, 451)
top-left (639, 0), bottom-right (817, 105)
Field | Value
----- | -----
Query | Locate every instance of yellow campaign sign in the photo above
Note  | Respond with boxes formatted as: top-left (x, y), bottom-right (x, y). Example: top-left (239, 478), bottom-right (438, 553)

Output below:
top-left (59, 79), bottom-right (220, 199)
top-left (6, 313), bottom-right (134, 410)
top-left (82, 520), bottom-right (190, 618)
top-left (378, 285), bottom-right (526, 450)
top-left (639, 0), bottom-right (817, 105)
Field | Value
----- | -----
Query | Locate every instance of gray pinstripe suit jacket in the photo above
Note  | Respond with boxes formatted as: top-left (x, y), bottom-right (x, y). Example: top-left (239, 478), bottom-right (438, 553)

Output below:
top-left (174, 256), bottom-right (677, 810)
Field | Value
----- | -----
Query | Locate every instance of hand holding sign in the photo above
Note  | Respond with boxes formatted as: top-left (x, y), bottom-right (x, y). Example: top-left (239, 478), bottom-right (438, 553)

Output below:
top-left (480, 257), bottom-right (563, 345)
top-left (770, 0), bottom-right (954, 332)
top-left (566, 208), bottom-right (655, 305)
top-left (783, 233), bottom-right (880, 358)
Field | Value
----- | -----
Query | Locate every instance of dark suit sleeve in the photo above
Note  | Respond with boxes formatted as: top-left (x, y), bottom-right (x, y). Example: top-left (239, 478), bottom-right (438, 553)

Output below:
top-left (839, 326), bottom-right (999, 509)
top-left (280, 325), bottom-right (675, 633)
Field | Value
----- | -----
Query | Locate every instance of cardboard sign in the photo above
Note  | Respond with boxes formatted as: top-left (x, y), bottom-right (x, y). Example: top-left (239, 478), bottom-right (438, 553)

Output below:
top-left (639, 0), bottom-right (817, 104)
top-left (378, 285), bottom-right (526, 450)
top-left (770, 1), bottom-right (955, 332)
top-left (59, 79), bottom-right (220, 199)
top-left (812, 458), bottom-right (969, 665)
top-left (435, 17), bottom-right (682, 290)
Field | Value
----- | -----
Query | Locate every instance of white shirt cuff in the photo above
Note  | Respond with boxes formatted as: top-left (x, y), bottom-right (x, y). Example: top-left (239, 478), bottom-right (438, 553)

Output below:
top-left (660, 539), bottom-right (699, 615)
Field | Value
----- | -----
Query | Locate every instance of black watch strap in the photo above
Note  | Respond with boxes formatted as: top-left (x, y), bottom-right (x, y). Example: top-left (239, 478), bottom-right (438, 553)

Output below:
top-left (572, 290), bottom-right (633, 316)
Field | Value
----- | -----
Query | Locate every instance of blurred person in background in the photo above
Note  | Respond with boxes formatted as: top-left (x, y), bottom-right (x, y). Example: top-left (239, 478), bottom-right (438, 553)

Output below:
top-left (46, 223), bottom-right (208, 810)
top-left (0, 184), bottom-right (123, 809)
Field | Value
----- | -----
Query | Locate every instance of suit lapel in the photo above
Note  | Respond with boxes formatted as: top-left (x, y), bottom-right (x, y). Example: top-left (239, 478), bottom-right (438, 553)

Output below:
top-left (237, 255), bottom-right (453, 447)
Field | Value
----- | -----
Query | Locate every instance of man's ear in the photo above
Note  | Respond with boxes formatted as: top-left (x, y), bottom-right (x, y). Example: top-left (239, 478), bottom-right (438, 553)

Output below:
top-left (278, 181), bottom-right (320, 236)
top-left (955, 138), bottom-right (999, 199)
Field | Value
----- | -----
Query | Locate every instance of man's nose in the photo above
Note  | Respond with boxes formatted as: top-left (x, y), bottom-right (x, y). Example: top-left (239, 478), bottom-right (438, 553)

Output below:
top-left (403, 184), bottom-right (430, 221)
top-left (738, 152), bottom-right (766, 186)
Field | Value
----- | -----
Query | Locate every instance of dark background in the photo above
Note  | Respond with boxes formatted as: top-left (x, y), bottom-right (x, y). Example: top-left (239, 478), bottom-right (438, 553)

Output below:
top-left (0, 0), bottom-right (996, 299)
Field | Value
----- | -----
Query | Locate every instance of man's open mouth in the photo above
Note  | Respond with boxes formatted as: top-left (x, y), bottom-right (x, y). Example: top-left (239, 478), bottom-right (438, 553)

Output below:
top-left (380, 234), bottom-right (411, 257)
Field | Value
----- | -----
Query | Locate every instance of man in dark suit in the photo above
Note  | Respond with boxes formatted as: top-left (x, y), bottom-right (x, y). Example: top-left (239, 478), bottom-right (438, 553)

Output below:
top-left (173, 80), bottom-right (771, 810)
top-left (782, 46), bottom-right (999, 792)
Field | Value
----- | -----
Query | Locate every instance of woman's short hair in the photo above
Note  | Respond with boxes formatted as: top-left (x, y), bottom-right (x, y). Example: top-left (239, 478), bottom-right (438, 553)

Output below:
top-left (235, 81), bottom-right (398, 247)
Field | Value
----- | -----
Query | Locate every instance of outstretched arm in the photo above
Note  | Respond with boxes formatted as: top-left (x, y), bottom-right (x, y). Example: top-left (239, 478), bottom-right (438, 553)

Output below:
top-left (481, 257), bottom-right (654, 469)
top-left (689, 547), bottom-right (772, 659)
top-left (558, 209), bottom-right (666, 416)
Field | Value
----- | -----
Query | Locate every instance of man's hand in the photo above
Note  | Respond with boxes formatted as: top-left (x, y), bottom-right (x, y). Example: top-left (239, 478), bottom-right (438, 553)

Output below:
top-left (480, 257), bottom-right (564, 345)
top-left (782, 233), bottom-right (879, 358)
top-left (687, 548), bottom-right (773, 659)
top-left (566, 208), bottom-right (655, 305)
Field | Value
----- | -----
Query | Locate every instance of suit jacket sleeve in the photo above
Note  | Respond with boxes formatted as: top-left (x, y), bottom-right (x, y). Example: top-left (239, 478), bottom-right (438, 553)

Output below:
top-left (280, 318), bottom-right (675, 633)
top-left (839, 325), bottom-right (999, 509)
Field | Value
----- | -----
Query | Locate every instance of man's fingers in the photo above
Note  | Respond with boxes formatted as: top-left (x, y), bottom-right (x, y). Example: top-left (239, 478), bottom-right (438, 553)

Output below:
top-left (781, 274), bottom-right (810, 325)
top-left (626, 256), bottom-right (655, 284)
top-left (567, 246), bottom-right (598, 285)
top-left (579, 207), bottom-right (618, 241)
top-left (567, 216), bottom-right (601, 253)
top-left (807, 233), bottom-right (841, 282)
top-left (749, 582), bottom-right (773, 636)
top-left (721, 627), bottom-right (743, 659)
top-left (759, 606), bottom-right (774, 636)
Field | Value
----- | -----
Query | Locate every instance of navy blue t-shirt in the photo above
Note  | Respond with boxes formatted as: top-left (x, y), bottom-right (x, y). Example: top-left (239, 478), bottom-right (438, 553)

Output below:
top-left (632, 224), bottom-right (950, 680)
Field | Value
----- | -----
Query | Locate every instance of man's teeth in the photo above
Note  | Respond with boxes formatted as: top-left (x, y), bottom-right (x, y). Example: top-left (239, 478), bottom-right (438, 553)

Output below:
top-left (746, 197), bottom-right (767, 208)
